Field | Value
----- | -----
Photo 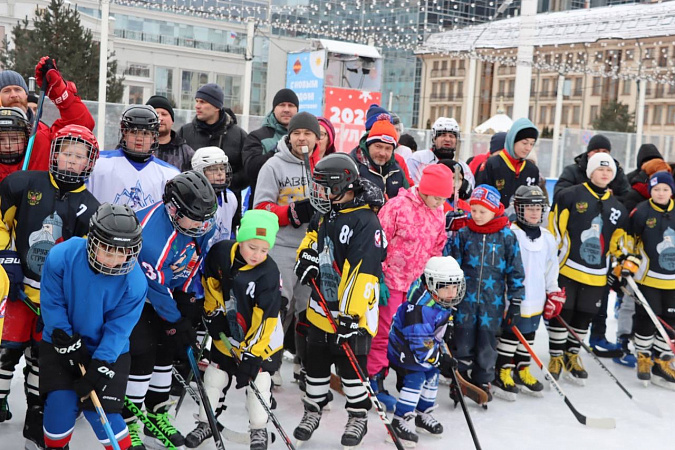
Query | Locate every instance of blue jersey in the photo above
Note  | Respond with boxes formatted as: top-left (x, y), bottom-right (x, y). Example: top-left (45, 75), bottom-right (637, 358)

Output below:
top-left (388, 278), bottom-right (453, 372)
top-left (40, 238), bottom-right (148, 364)
top-left (137, 202), bottom-right (214, 323)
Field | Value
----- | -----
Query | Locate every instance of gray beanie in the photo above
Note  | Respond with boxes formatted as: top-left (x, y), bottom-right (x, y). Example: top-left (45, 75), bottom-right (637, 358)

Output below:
top-left (0, 71), bottom-right (28, 94)
top-left (195, 83), bottom-right (224, 109)
top-left (287, 112), bottom-right (321, 138)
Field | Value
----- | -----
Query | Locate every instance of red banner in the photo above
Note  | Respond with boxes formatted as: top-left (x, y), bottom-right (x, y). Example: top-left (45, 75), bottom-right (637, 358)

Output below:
top-left (323, 87), bottom-right (382, 154)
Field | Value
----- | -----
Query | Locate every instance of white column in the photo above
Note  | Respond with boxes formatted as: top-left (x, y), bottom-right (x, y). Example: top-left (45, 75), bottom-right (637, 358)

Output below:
top-left (97, 0), bottom-right (110, 147)
top-left (635, 78), bottom-right (646, 153)
top-left (462, 56), bottom-right (477, 160)
top-left (512, 0), bottom-right (537, 119)
top-left (241, 19), bottom-right (255, 132)
top-left (551, 73), bottom-right (565, 179)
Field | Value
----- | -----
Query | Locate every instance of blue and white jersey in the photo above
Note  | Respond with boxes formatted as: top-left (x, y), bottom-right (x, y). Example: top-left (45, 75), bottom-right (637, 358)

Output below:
top-left (40, 238), bottom-right (148, 364)
top-left (208, 189), bottom-right (238, 250)
top-left (137, 202), bottom-right (215, 323)
top-left (87, 148), bottom-right (180, 211)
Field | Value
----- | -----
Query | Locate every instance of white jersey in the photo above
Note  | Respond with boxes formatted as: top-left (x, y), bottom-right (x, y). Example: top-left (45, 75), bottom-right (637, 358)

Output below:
top-left (406, 149), bottom-right (475, 189)
top-left (208, 189), bottom-right (238, 250)
top-left (510, 224), bottom-right (560, 318)
top-left (87, 149), bottom-right (180, 211)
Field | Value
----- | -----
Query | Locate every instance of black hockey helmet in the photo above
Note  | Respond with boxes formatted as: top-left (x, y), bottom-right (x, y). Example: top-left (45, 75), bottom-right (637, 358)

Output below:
top-left (513, 185), bottom-right (549, 226)
top-left (163, 170), bottom-right (217, 236)
top-left (88, 203), bottom-right (143, 275)
top-left (310, 153), bottom-right (360, 214)
top-left (119, 105), bottom-right (160, 160)
top-left (0, 107), bottom-right (30, 165)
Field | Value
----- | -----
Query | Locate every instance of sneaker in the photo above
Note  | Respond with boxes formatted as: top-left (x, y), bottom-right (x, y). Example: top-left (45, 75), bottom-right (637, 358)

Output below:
top-left (185, 421), bottom-right (212, 448)
top-left (548, 355), bottom-right (564, 381)
top-left (390, 412), bottom-right (418, 448)
top-left (0, 397), bottom-right (11, 422)
top-left (652, 355), bottom-right (675, 391)
top-left (589, 336), bottom-right (622, 357)
top-left (637, 353), bottom-right (653, 383)
top-left (127, 420), bottom-right (147, 450)
top-left (415, 405), bottom-right (443, 437)
top-left (514, 366), bottom-right (544, 396)
top-left (369, 369), bottom-right (396, 412)
top-left (144, 401), bottom-right (185, 447)
top-left (250, 428), bottom-right (268, 450)
top-left (492, 367), bottom-right (519, 401)
top-left (293, 398), bottom-right (322, 442)
top-left (564, 351), bottom-right (588, 385)
top-left (341, 408), bottom-right (367, 448)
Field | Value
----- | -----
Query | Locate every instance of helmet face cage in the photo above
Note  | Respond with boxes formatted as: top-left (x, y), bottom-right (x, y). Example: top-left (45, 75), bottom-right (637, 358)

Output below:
top-left (165, 201), bottom-right (215, 237)
top-left (87, 233), bottom-right (142, 276)
top-left (427, 274), bottom-right (466, 309)
top-left (514, 188), bottom-right (549, 226)
top-left (201, 162), bottom-right (233, 194)
top-left (310, 169), bottom-right (356, 214)
top-left (119, 107), bottom-right (160, 157)
top-left (0, 108), bottom-right (30, 165)
top-left (50, 134), bottom-right (99, 183)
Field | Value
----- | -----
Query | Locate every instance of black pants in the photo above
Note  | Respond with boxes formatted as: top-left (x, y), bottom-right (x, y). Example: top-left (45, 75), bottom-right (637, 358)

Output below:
top-left (633, 284), bottom-right (675, 357)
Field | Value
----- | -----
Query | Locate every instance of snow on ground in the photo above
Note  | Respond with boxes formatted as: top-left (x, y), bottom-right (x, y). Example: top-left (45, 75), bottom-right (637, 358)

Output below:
top-left (3, 302), bottom-right (673, 450)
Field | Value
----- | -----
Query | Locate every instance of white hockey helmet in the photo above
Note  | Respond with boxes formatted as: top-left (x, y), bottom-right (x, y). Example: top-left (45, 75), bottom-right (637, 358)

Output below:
top-left (424, 256), bottom-right (465, 309)
top-left (191, 146), bottom-right (232, 193)
top-left (432, 117), bottom-right (460, 140)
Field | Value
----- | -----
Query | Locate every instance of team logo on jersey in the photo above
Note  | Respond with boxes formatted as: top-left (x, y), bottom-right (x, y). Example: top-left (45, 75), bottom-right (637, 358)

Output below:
top-left (27, 190), bottom-right (42, 206)
top-left (170, 242), bottom-right (199, 278)
top-left (26, 213), bottom-right (64, 275)
top-left (374, 230), bottom-right (382, 247)
top-left (576, 202), bottom-right (588, 213)
top-left (656, 227), bottom-right (675, 271)
top-left (495, 179), bottom-right (505, 191)
top-left (646, 218), bottom-right (657, 228)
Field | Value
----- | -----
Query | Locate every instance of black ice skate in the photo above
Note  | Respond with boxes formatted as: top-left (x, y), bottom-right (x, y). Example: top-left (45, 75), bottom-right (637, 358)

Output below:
top-left (293, 397), bottom-right (322, 444)
top-left (341, 407), bottom-right (367, 449)
top-left (250, 428), bottom-right (268, 450)
top-left (126, 419), bottom-right (147, 450)
top-left (493, 367), bottom-right (519, 401)
top-left (185, 421), bottom-right (212, 448)
top-left (143, 401), bottom-right (185, 448)
top-left (564, 352), bottom-right (588, 386)
top-left (389, 412), bottom-right (418, 448)
top-left (514, 366), bottom-right (544, 397)
top-left (652, 355), bottom-right (675, 391)
top-left (415, 405), bottom-right (443, 437)
top-left (23, 404), bottom-right (45, 450)
top-left (0, 396), bottom-right (11, 422)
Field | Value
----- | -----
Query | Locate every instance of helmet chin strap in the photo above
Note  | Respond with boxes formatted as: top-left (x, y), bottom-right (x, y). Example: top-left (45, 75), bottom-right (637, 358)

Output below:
top-left (432, 145), bottom-right (455, 160)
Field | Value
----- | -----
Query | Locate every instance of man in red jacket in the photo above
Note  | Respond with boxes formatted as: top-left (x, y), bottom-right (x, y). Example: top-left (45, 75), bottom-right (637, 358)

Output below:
top-left (0, 57), bottom-right (95, 181)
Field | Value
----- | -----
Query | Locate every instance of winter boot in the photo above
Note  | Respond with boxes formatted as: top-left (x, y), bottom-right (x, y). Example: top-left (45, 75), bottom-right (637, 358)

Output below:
top-left (564, 351), bottom-right (588, 385)
top-left (126, 420), bottom-right (147, 450)
top-left (250, 428), bottom-right (268, 450)
top-left (293, 397), bottom-right (322, 442)
top-left (513, 365), bottom-right (544, 397)
top-left (652, 355), bottom-right (675, 391)
top-left (637, 352), bottom-right (653, 385)
top-left (185, 421), bottom-right (212, 448)
top-left (589, 335), bottom-right (622, 358)
top-left (613, 336), bottom-right (637, 368)
top-left (144, 401), bottom-right (185, 448)
top-left (492, 367), bottom-right (519, 401)
top-left (390, 412), bottom-right (418, 448)
top-left (0, 396), bottom-right (11, 422)
top-left (414, 405), bottom-right (443, 437)
top-left (23, 404), bottom-right (44, 450)
top-left (341, 408), bottom-right (368, 448)
top-left (369, 369), bottom-right (396, 412)
top-left (548, 355), bottom-right (564, 381)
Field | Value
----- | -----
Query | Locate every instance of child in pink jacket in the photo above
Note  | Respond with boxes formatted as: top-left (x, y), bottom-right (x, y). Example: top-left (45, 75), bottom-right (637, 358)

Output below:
top-left (368, 163), bottom-right (454, 410)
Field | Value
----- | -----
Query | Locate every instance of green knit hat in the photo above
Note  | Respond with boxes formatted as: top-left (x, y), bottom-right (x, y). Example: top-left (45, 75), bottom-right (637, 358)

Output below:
top-left (236, 209), bottom-right (280, 249)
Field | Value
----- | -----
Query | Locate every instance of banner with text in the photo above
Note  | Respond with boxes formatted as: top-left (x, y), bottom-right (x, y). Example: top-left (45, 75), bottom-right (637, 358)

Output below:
top-left (323, 87), bottom-right (382, 153)
top-left (286, 50), bottom-right (325, 116)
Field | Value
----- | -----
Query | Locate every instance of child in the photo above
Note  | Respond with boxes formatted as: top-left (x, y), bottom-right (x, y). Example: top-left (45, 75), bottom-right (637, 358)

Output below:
top-left (368, 163), bottom-right (454, 411)
top-left (39, 203), bottom-right (147, 450)
top-left (447, 184), bottom-right (525, 400)
top-left (387, 256), bottom-right (464, 447)
top-left (185, 209), bottom-right (283, 449)
top-left (493, 185), bottom-right (565, 400)
top-left (629, 172), bottom-right (675, 389)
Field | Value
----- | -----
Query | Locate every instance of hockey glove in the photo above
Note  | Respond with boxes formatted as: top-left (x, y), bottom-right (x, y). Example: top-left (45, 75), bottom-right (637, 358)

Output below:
top-left (607, 264), bottom-right (626, 290)
top-left (445, 210), bottom-right (468, 232)
top-left (438, 353), bottom-right (458, 379)
top-left (295, 248), bottom-right (319, 285)
top-left (164, 317), bottom-right (197, 361)
top-left (0, 250), bottom-right (23, 302)
top-left (51, 329), bottom-right (90, 375)
top-left (620, 254), bottom-right (641, 277)
top-left (235, 352), bottom-right (262, 389)
top-left (35, 56), bottom-right (67, 103)
top-left (504, 298), bottom-right (522, 327)
top-left (287, 199), bottom-right (315, 228)
top-left (544, 288), bottom-right (566, 320)
top-left (203, 309), bottom-right (229, 339)
top-left (379, 275), bottom-right (390, 306)
top-left (174, 290), bottom-right (204, 321)
top-left (334, 314), bottom-right (360, 346)
top-left (75, 359), bottom-right (116, 401)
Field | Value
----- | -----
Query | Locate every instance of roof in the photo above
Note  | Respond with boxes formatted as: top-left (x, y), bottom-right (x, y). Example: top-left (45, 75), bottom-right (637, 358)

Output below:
top-left (315, 38), bottom-right (382, 59)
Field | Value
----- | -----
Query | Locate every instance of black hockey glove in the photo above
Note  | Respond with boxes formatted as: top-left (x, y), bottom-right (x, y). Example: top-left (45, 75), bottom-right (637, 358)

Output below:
top-left (75, 359), bottom-right (116, 401)
top-left (51, 329), bottom-right (90, 375)
top-left (295, 248), bottom-right (319, 285)
top-left (235, 352), bottom-right (262, 389)
top-left (334, 314), bottom-right (360, 346)
top-left (288, 199), bottom-right (315, 228)
top-left (0, 250), bottom-right (23, 302)
top-left (174, 290), bottom-right (204, 322)
top-left (164, 317), bottom-right (197, 361)
top-left (203, 309), bottom-right (229, 339)
top-left (437, 353), bottom-right (458, 379)
top-left (504, 298), bottom-right (522, 327)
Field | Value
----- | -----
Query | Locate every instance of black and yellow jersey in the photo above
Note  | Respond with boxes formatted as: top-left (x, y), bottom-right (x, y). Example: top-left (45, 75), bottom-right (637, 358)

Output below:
top-left (630, 199), bottom-right (675, 290)
top-left (475, 150), bottom-right (540, 207)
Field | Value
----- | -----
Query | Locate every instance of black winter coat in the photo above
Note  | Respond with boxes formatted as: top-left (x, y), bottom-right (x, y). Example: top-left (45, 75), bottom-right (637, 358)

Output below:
top-left (553, 152), bottom-right (630, 203)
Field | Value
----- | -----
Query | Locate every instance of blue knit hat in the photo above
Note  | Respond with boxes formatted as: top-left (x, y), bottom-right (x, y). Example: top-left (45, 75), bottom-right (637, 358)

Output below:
top-left (195, 83), bottom-right (224, 109)
top-left (365, 104), bottom-right (392, 131)
top-left (469, 184), bottom-right (504, 215)
top-left (649, 171), bottom-right (675, 194)
top-left (0, 71), bottom-right (28, 94)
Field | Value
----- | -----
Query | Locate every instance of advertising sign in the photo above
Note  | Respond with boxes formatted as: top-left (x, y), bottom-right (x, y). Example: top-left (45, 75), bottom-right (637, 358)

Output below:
top-left (324, 87), bottom-right (382, 153)
top-left (286, 50), bottom-right (325, 116)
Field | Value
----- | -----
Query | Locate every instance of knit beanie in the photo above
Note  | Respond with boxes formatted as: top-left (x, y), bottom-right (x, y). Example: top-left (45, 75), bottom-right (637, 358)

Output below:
top-left (367, 118), bottom-right (398, 147)
top-left (636, 143), bottom-right (662, 168)
top-left (236, 209), bottom-right (280, 249)
top-left (418, 164), bottom-right (454, 198)
top-left (196, 83), bottom-right (224, 109)
top-left (273, 88), bottom-right (299, 108)
top-left (642, 158), bottom-right (672, 176)
top-left (649, 172), bottom-right (675, 194)
top-left (586, 152), bottom-right (617, 180)
top-left (0, 71), bottom-right (28, 94)
top-left (288, 112), bottom-right (321, 138)
top-left (146, 95), bottom-right (175, 121)
top-left (489, 132), bottom-right (507, 154)
top-left (318, 117), bottom-right (335, 151)
top-left (587, 134), bottom-right (612, 153)
top-left (470, 184), bottom-right (503, 215)
top-left (514, 127), bottom-right (539, 144)
top-left (365, 104), bottom-right (392, 131)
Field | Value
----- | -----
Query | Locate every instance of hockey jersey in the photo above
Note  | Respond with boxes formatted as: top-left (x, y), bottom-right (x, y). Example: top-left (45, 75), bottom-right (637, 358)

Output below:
top-left (208, 190), bottom-right (238, 249)
top-left (86, 149), bottom-right (180, 211)
top-left (40, 238), bottom-right (148, 363)
top-left (630, 198), bottom-right (675, 290)
top-left (475, 151), bottom-right (540, 208)
top-left (137, 202), bottom-right (214, 323)
top-left (0, 171), bottom-right (100, 303)
top-left (405, 149), bottom-right (475, 190)
top-left (203, 240), bottom-right (283, 360)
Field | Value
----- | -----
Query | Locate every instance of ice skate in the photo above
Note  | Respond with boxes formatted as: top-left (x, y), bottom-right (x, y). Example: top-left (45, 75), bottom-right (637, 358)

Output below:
top-left (143, 401), bottom-right (185, 448)
top-left (652, 355), bottom-right (675, 391)
top-left (415, 405), bottom-right (443, 437)
top-left (389, 412), bottom-right (418, 448)
top-left (250, 428), bottom-right (268, 450)
top-left (612, 337), bottom-right (637, 368)
top-left (514, 366), bottom-right (544, 397)
top-left (369, 369), bottom-right (396, 412)
top-left (0, 397), bottom-right (11, 422)
top-left (548, 355), bottom-right (564, 381)
top-left (564, 352), bottom-right (588, 386)
top-left (493, 367), bottom-right (519, 401)
top-left (637, 352), bottom-right (653, 387)
top-left (341, 408), bottom-right (367, 449)
top-left (589, 336), bottom-right (622, 358)
top-left (293, 398), bottom-right (322, 445)
top-left (23, 405), bottom-right (44, 450)
top-left (293, 363), bottom-right (306, 392)
top-left (126, 420), bottom-right (147, 450)
top-left (185, 421), bottom-right (211, 448)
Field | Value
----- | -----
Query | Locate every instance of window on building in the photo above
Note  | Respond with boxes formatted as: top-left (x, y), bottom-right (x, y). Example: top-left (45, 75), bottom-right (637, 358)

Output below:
top-left (643, 106), bottom-right (650, 125)
top-left (154, 67), bottom-right (174, 104)
top-left (440, 82), bottom-right (447, 98)
top-left (498, 80), bottom-right (505, 96)
top-left (574, 77), bottom-right (583, 96)
top-left (529, 106), bottom-right (534, 119)
top-left (667, 105), bottom-right (675, 124)
top-left (181, 70), bottom-right (209, 109)
top-left (216, 74), bottom-right (243, 113)
top-left (430, 107), bottom-right (437, 121)
top-left (433, 61), bottom-right (439, 70)
top-left (125, 63), bottom-right (151, 78)
top-left (653, 105), bottom-right (663, 125)
top-left (448, 82), bottom-right (454, 99)
top-left (655, 83), bottom-right (665, 98)
top-left (508, 80), bottom-right (515, 97)
top-left (622, 80), bottom-right (631, 96)
top-left (446, 106), bottom-right (453, 118)
top-left (595, 51), bottom-right (604, 63)
top-left (540, 106), bottom-right (547, 124)
top-left (507, 105), bottom-right (513, 117)
top-left (572, 106), bottom-right (580, 125)
top-left (590, 105), bottom-right (599, 121)
top-left (659, 47), bottom-right (668, 67)
top-left (128, 86), bottom-right (144, 105)
top-left (458, 59), bottom-right (465, 70)
top-left (542, 79), bottom-right (550, 97)
top-left (455, 106), bottom-right (461, 119)
top-left (562, 106), bottom-right (569, 124)
top-left (646, 82), bottom-right (652, 96)
top-left (431, 82), bottom-right (438, 100)
top-left (592, 77), bottom-right (602, 96)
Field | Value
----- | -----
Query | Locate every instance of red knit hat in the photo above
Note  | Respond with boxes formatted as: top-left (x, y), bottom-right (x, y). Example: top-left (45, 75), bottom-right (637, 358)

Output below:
top-left (367, 118), bottom-right (398, 147)
top-left (418, 164), bottom-right (454, 198)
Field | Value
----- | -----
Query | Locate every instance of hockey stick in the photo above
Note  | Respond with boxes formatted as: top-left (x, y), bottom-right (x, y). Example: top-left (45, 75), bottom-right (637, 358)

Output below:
top-left (656, 316), bottom-right (675, 339)
top-left (172, 366), bottom-right (199, 405)
top-left (218, 331), bottom-right (297, 450)
top-left (310, 279), bottom-right (406, 450)
top-left (186, 346), bottom-right (226, 450)
top-left (78, 364), bottom-right (121, 450)
top-left (22, 75), bottom-right (47, 170)
top-left (511, 326), bottom-right (616, 429)
top-left (440, 342), bottom-right (482, 450)
top-left (175, 330), bottom-right (210, 416)
top-left (624, 278), bottom-right (675, 355)
top-left (124, 398), bottom-right (177, 449)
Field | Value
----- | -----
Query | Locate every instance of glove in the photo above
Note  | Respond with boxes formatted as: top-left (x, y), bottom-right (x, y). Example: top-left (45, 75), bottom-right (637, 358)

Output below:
top-left (334, 314), bottom-right (360, 346)
top-left (235, 352), bottom-right (262, 389)
top-left (504, 298), bottom-right (522, 327)
top-left (544, 289), bottom-right (566, 320)
top-left (35, 56), bottom-right (67, 102)
top-left (379, 276), bottom-right (390, 306)
top-left (164, 317), bottom-right (197, 360)
top-left (51, 329), bottom-right (90, 374)
top-left (445, 210), bottom-right (468, 232)
top-left (437, 353), bottom-right (458, 378)
top-left (203, 309), bottom-right (229, 338)
top-left (621, 254), bottom-right (641, 277)
top-left (74, 359), bottom-right (116, 401)
top-left (295, 248), bottom-right (319, 285)
top-left (607, 264), bottom-right (626, 290)
top-left (0, 250), bottom-right (23, 301)
top-left (287, 199), bottom-right (315, 228)
top-left (174, 290), bottom-right (204, 321)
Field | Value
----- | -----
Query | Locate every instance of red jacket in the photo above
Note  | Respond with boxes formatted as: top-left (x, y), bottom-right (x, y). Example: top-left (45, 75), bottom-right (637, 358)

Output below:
top-left (395, 153), bottom-right (415, 187)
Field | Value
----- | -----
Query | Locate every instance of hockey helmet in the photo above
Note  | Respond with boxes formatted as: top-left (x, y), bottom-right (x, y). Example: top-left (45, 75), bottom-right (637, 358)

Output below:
top-left (0, 107), bottom-right (30, 165)
top-left (163, 170), bottom-right (217, 236)
top-left (513, 185), bottom-right (548, 226)
top-left (50, 124), bottom-right (99, 184)
top-left (88, 203), bottom-right (142, 275)
top-left (432, 117), bottom-right (460, 140)
top-left (119, 105), bottom-right (160, 159)
top-left (191, 146), bottom-right (232, 194)
top-left (310, 153), bottom-right (360, 214)
top-left (424, 256), bottom-right (465, 309)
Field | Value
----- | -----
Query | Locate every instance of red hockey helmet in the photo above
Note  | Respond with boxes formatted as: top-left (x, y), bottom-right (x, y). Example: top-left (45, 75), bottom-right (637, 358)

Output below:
top-left (50, 125), bottom-right (99, 184)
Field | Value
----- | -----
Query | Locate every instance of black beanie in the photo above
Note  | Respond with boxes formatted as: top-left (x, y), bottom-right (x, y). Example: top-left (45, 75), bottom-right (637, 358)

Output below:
top-left (636, 143), bottom-right (662, 168)
top-left (489, 132), bottom-right (507, 154)
top-left (196, 83), bottom-right (224, 109)
top-left (287, 112), bottom-right (321, 138)
top-left (273, 88), bottom-right (299, 108)
top-left (146, 95), bottom-right (175, 121)
top-left (587, 134), bottom-right (612, 153)
top-left (514, 127), bottom-right (539, 144)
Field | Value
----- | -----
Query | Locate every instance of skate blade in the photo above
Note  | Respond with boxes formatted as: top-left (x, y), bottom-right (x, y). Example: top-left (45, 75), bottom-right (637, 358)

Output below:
top-left (143, 435), bottom-right (186, 449)
top-left (415, 427), bottom-right (443, 439)
top-left (24, 440), bottom-right (43, 450)
top-left (563, 372), bottom-right (586, 386)
top-left (518, 388), bottom-right (544, 398)
top-left (651, 376), bottom-right (675, 391)
top-left (492, 388), bottom-right (518, 402)
top-left (343, 444), bottom-right (362, 450)
top-left (386, 435), bottom-right (417, 448)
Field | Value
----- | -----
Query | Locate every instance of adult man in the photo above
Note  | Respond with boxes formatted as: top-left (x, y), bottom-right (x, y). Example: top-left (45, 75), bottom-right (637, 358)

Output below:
top-left (146, 95), bottom-right (194, 171)
top-left (0, 57), bottom-right (95, 176)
